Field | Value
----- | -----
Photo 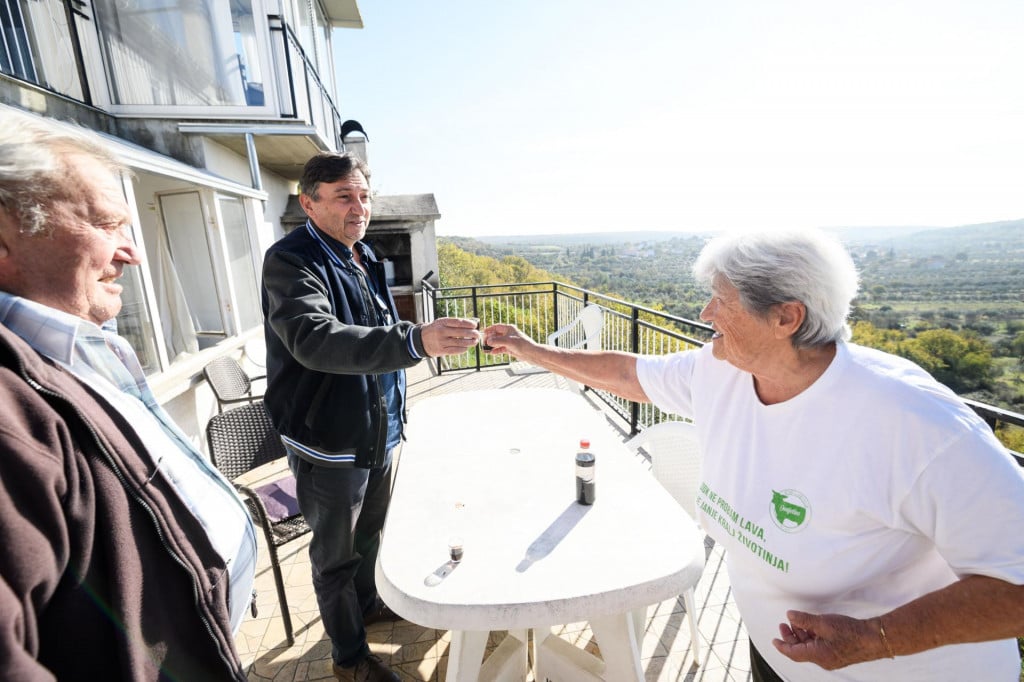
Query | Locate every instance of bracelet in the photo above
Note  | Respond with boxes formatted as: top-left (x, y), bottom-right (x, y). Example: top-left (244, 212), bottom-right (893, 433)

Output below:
top-left (877, 618), bottom-right (896, 659)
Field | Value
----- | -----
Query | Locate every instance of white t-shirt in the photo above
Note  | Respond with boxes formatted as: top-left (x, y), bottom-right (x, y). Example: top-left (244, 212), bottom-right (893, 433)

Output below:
top-left (637, 342), bottom-right (1024, 681)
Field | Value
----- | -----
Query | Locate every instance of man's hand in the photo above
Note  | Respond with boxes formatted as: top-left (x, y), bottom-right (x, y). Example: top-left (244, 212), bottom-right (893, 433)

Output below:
top-left (772, 610), bottom-right (886, 670)
top-left (480, 324), bottom-right (539, 359)
top-left (419, 318), bottom-right (481, 357)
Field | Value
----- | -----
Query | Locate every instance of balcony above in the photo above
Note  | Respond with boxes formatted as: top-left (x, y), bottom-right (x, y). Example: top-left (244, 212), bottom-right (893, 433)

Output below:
top-left (0, 0), bottom-right (356, 179)
top-left (177, 122), bottom-right (332, 180)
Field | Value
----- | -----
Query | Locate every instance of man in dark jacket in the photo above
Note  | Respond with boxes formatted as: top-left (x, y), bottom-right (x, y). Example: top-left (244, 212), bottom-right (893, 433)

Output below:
top-left (262, 152), bottom-right (479, 681)
top-left (0, 111), bottom-right (256, 679)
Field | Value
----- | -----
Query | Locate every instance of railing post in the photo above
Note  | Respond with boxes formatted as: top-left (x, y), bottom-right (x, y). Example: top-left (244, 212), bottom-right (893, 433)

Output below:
top-left (629, 306), bottom-right (641, 434)
top-left (471, 286), bottom-right (481, 371)
top-left (420, 281), bottom-right (444, 375)
top-left (552, 284), bottom-right (561, 346)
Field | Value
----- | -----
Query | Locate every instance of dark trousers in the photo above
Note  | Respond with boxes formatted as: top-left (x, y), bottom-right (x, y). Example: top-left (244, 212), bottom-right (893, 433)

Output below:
top-left (288, 452), bottom-right (394, 666)
top-left (750, 640), bottom-right (787, 682)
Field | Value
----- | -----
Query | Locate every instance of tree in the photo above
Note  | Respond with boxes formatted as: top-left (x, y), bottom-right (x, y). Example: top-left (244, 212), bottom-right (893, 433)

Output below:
top-left (852, 323), bottom-right (995, 392)
top-left (1013, 331), bottom-right (1024, 364)
top-left (903, 329), bottom-right (993, 391)
top-left (499, 255), bottom-right (539, 284)
top-left (996, 424), bottom-right (1024, 453)
top-left (851, 320), bottom-right (905, 352)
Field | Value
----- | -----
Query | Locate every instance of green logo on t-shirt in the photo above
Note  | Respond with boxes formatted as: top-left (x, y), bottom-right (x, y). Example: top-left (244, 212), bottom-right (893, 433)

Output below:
top-left (770, 489), bottom-right (811, 533)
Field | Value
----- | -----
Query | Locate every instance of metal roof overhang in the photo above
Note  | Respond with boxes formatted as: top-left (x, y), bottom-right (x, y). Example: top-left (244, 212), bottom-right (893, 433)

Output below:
top-left (0, 104), bottom-right (267, 199)
top-left (322, 0), bottom-right (363, 28)
top-left (98, 131), bottom-right (269, 199)
top-left (177, 123), bottom-right (333, 182)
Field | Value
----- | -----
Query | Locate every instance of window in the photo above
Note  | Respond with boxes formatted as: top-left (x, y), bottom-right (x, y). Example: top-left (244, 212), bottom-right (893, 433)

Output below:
top-left (145, 187), bottom-right (262, 361)
top-left (158, 190), bottom-right (226, 342)
top-left (312, 0), bottom-right (331, 88)
top-left (294, 0), bottom-right (316, 68)
top-left (92, 0), bottom-right (266, 107)
top-left (0, 0), bottom-right (86, 100)
top-left (291, 0), bottom-right (329, 72)
top-left (116, 263), bottom-right (160, 373)
top-left (218, 195), bottom-right (262, 330)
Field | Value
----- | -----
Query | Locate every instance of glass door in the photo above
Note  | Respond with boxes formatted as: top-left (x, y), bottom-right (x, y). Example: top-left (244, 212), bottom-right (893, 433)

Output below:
top-left (158, 190), bottom-right (228, 346)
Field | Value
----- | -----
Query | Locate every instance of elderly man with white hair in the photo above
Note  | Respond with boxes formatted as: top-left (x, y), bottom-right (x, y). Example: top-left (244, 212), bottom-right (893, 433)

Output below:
top-left (0, 110), bottom-right (255, 681)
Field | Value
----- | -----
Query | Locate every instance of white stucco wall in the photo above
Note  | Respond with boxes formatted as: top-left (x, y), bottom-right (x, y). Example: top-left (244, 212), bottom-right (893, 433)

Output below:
top-left (199, 137), bottom-right (295, 253)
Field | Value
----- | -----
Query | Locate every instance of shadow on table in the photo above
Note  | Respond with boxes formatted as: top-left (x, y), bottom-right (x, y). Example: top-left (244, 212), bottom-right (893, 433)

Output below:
top-left (424, 559), bottom-right (461, 587)
top-left (516, 502), bottom-right (592, 572)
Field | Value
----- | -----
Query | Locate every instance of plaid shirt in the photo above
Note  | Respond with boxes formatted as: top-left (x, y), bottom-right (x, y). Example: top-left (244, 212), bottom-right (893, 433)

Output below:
top-left (0, 291), bottom-right (257, 633)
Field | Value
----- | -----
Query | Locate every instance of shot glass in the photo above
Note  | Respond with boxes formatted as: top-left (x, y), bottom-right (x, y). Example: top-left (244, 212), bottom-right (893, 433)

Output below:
top-left (468, 317), bottom-right (493, 351)
top-left (447, 536), bottom-right (464, 563)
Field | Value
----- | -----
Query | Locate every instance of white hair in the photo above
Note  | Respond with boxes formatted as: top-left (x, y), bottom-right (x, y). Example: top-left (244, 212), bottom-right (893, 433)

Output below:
top-left (693, 229), bottom-right (860, 348)
top-left (0, 109), bottom-right (125, 236)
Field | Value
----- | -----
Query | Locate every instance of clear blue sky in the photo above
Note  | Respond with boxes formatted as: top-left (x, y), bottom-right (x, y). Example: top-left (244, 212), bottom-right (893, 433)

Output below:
top-left (336, 1), bottom-right (1024, 238)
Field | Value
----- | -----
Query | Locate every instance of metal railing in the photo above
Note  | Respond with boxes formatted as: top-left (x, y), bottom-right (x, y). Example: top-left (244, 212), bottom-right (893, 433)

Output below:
top-left (421, 280), bottom-right (1024, 463)
top-left (421, 280), bottom-right (712, 433)
top-left (268, 16), bottom-right (345, 150)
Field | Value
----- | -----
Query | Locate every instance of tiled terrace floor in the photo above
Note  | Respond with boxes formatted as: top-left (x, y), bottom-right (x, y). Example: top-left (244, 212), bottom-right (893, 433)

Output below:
top-left (235, 361), bottom-right (751, 681)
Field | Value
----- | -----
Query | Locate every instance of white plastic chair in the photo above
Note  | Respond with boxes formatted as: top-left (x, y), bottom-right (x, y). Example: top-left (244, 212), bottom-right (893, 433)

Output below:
top-left (624, 420), bottom-right (704, 665)
top-left (509, 304), bottom-right (604, 376)
top-left (546, 303), bottom-right (604, 350)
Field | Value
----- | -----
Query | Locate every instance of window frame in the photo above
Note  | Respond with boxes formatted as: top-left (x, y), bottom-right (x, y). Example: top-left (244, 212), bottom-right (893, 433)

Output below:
top-left (123, 178), bottom-right (266, 377)
top-left (82, 0), bottom-right (281, 118)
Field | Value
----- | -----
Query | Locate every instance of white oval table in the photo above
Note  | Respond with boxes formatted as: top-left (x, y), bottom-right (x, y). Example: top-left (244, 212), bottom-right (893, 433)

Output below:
top-left (376, 388), bottom-right (706, 681)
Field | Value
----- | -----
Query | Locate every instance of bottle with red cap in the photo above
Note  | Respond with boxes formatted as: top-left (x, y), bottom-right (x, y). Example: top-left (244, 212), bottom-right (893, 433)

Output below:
top-left (575, 438), bottom-right (596, 505)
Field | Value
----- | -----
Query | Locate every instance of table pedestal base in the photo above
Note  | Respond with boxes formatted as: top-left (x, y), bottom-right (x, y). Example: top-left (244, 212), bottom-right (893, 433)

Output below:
top-left (533, 610), bottom-right (646, 682)
top-left (447, 630), bottom-right (529, 682)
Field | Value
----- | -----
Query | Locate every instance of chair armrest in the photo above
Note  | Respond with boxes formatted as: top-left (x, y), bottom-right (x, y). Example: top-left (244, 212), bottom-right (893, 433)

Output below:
top-left (547, 328), bottom-right (588, 349)
top-left (235, 483), bottom-right (276, 536)
top-left (546, 322), bottom-right (581, 346)
top-left (547, 305), bottom-right (603, 349)
top-left (218, 395), bottom-right (261, 407)
top-left (249, 375), bottom-right (268, 395)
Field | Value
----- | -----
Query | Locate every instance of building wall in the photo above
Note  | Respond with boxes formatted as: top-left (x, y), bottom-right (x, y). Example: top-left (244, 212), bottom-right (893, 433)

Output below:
top-left (200, 138), bottom-right (254, 187)
top-left (200, 137), bottom-right (294, 251)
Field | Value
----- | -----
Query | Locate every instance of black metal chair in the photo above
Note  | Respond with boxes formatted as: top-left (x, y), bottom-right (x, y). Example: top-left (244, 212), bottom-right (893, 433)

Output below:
top-left (205, 401), bottom-right (309, 646)
top-left (203, 356), bottom-right (266, 414)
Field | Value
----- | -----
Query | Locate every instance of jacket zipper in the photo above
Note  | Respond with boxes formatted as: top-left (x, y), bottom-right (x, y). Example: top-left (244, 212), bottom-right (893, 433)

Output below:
top-left (350, 260), bottom-right (390, 459)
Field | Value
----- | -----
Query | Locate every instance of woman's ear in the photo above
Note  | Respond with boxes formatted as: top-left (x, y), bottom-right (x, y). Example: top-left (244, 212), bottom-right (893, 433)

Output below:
top-left (774, 300), bottom-right (806, 339)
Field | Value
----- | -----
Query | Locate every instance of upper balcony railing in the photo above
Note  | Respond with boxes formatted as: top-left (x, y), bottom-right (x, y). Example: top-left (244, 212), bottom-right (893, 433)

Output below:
top-left (421, 280), bottom-right (1024, 464)
top-left (268, 16), bottom-right (345, 150)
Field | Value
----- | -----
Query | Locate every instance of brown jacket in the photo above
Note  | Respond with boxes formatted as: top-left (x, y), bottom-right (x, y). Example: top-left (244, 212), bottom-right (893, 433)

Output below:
top-left (0, 324), bottom-right (246, 681)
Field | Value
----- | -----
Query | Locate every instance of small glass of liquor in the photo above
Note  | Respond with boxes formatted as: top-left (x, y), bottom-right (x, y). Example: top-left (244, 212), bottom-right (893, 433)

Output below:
top-left (447, 536), bottom-right (464, 563)
top-left (448, 500), bottom-right (466, 562)
top-left (470, 317), bottom-right (493, 351)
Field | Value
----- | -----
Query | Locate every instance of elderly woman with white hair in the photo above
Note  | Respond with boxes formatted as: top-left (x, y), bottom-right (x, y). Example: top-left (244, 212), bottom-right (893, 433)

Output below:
top-left (483, 229), bottom-right (1024, 681)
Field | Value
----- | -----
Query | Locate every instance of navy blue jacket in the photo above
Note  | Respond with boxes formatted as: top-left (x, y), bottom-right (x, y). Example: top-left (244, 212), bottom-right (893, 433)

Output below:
top-left (261, 222), bottom-right (426, 468)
